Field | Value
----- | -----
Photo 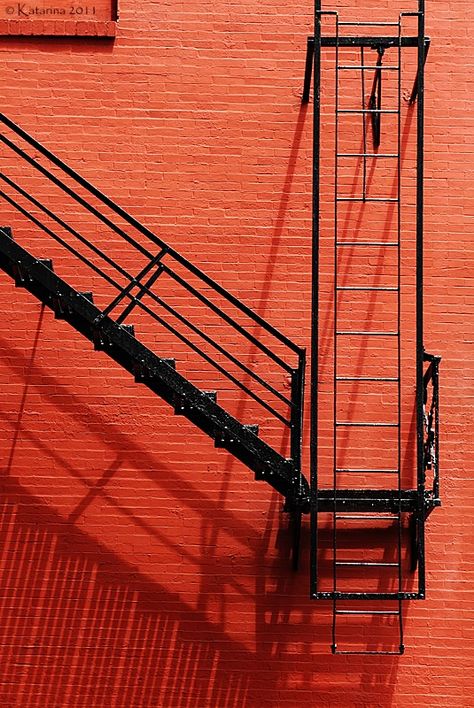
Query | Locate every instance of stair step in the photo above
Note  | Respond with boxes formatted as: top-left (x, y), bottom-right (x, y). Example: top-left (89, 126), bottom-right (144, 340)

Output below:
top-left (134, 357), bottom-right (176, 381)
top-left (120, 323), bottom-right (135, 337)
top-left (202, 390), bottom-right (217, 403)
top-left (37, 258), bottom-right (54, 271)
top-left (79, 291), bottom-right (94, 303)
top-left (13, 262), bottom-right (30, 286)
top-left (215, 422), bottom-right (259, 448)
top-left (92, 328), bottom-right (106, 349)
top-left (0, 227), bottom-right (13, 239)
top-left (214, 426), bottom-right (235, 447)
top-left (52, 295), bottom-right (70, 319)
top-left (175, 388), bottom-right (217, 415)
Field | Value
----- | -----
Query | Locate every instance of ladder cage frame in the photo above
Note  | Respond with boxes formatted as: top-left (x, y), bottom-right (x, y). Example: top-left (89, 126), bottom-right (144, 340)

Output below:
top-left (306, 0), bottom-right (439, 655)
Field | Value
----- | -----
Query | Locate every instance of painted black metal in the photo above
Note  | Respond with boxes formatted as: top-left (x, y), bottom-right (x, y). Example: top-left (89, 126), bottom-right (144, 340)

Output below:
top-left (314, 591), bottom-right (421, 601)
top-left (0, 110), bottom-right (312, 518)
top-left (302, 36), bottom-right (314, 103)
top-left (333, 649), bottom-right (405, 655)
top-left (315, 489), bottom-right (439, 513)
top-left (289, 353), bottom-right (306, 568)
top-left (409, 39), bottom-right (430, 105)
top-left (415, 1), bottom-right (427, 601)
top-left (319, 35), bottom-right (425, 48)
top-left (423, 352), bottom-right (441, 504)
top-left (309, 0), bottom-right (324, 616)
top-left (368, 47), bottom-right (385, 150)
top-left (307, 1), bottom-right (436, 655)
top-left (0, 229), bottom-right (310, 507)
top-left (360, 47), bottom-right (368, 200)
top-left (0, 113), bottom-right (301, 355)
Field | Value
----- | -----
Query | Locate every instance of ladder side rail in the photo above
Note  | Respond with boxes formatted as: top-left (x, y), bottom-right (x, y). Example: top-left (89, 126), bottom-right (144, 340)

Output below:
top-left (416, 0), bottom-right (426, 600)
top-left (309, 0), bottom-right (332, 599)
top-left (331, 12), bottom-right (340, 654)
top-left (396, 17), bottom-right (404, 652)
top-left (416, 0), bottom-right (427, 600)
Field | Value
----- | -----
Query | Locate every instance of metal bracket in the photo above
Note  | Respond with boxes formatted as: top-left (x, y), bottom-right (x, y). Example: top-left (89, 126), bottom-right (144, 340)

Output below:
top-left (12, 260), bottom-right (31, 287)
top-left (302, 35), bottom-right (430, 106)
top-left (302, 36), bottom-right (315, 104)
top-left (409, 38), bottom-right (430, 105)
top-left (368, 47), bottom-right (385, 150)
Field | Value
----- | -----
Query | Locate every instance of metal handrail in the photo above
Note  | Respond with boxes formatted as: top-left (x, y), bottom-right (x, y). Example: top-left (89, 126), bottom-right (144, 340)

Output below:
top-left (0, 113), bottom-right (301, 353)
top-left (0, 113), bottom-right (305, 468)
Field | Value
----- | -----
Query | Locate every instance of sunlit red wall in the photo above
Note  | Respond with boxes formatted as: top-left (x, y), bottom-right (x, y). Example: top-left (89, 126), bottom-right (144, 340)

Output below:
top-left (0, 1), bottom-right (472, 706)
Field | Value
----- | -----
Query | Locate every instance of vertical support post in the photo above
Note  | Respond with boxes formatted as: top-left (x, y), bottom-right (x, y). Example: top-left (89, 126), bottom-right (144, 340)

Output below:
top-left (331, 15), bottom-right (340, 655)
top-left (290, 354), bottom-right (305, 482)
top-left (360, 47), bottom-right (368, 200)
top-left (397, 20), bottom-right (404, 651)
top-left (433, 358), bottom-right (440, 501)
top-left (289, 350), bottom-right (306, 570)
top-left (310, 0), bottom-right (322, 597)
top-left (416, 0), bottom-right (426, 599)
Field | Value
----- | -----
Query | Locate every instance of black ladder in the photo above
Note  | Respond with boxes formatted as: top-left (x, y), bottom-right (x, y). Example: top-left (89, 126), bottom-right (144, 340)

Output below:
top-left (331, 15), bottom-right (404, 656)
top-left (306, 1), bottom-right (440, 656)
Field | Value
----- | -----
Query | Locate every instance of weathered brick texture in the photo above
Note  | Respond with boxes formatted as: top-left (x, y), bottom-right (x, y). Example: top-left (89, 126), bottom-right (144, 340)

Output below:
top-left (0, 1), bottom-right (472, 706)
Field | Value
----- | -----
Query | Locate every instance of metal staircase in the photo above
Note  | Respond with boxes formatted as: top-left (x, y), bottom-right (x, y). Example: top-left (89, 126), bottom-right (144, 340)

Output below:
top-left (0, 113), bottom-right (310, 537)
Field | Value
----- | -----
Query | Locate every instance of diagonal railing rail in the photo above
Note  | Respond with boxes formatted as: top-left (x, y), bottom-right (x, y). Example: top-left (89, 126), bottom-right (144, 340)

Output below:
top-left (0, 112), bottom-right (305, 482)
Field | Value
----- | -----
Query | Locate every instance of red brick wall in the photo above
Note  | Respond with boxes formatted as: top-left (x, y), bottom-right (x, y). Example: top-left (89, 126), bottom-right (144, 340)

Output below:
top-left (0, 1), bottom-right (472, 705)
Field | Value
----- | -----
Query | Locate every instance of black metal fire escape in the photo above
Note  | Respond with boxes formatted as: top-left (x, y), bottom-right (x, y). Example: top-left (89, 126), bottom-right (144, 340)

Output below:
top-left (0, 112), bottom-right (311, 520)
top-left (304, 0), bottom-right (440, 654)
top-left (0, 0), bottom-right (441, 657)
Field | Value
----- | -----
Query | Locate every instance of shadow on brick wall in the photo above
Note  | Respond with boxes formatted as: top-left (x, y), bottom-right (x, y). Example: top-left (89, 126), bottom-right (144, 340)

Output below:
top-left (0, 307), bottom-right (407, 708)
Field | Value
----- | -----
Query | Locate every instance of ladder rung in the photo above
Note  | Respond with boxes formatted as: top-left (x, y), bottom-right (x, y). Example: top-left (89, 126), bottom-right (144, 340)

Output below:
top-left (314, 591), bottom-right (417, 600)
top-left (334, 649), bottom-right (404, 656)
top-left (335, 515), bottom-right (399, 520)
top-left (336, 376), bottom-right (399, 381)
top-left (336, 197), bottom-right (398, 202)
top-left (338, 21), bottom-right (400, 27)
top-left (337, 65), bottom-right (400, 71)
top-left (337, 109), bottom-right (399, 114)
top-left (335, 469), bottom-right (399, 474)
top-left (336, 331), bottom-right (399, 336)
top-left (322, 36), bottom-right (420, 49)
top-left (335, 610), bottom-right (400, 615)
top-left (336, 422), bottom-right (398, 427)
top-left (336, 562), bottom-right (399, 567)
top-left (337, 153), bottom-right (399, 158)
top-left (336, 242), bottom-right (399, 247)
top-left (336, 286), bottom-right (398, 291)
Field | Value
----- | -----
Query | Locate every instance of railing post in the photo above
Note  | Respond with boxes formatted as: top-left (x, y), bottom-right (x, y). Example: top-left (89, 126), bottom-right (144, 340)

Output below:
top-left (433, 357), bottom-right (440, 500)
top-left (289, 348), bottom-right (306, 569)
top-left (290, 350), bottom-right (306, 482)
